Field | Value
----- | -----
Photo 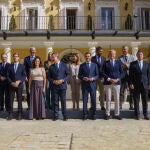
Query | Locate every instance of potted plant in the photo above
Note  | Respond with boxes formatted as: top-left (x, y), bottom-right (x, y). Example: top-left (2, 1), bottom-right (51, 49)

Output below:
top-left (9, 15), bottom-right (17, 30)
top-left (125, 14), bottom-right (133, 30)
top-left (48, 15), bottom-right (54, 30)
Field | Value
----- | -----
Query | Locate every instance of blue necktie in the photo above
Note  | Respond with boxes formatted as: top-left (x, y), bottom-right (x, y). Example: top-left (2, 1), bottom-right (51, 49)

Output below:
top-left (110, 60), bottom-right (114, 67)
top-left (55, 63), bottom-right (59, 71)
top-left (86, 62), bottom-right (90, 71)
top-left (98, 56), bottom-right (101, 65)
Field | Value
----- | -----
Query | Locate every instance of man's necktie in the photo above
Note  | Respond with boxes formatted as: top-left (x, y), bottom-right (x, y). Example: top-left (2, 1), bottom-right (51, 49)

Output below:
top-left (98, 56), bottom-right (101, 65)
top-left (86, 62), bottom-right (90, 71)
top-left (124, 55), bottom-right (128, 62)
top-left (14, 64), bottom-right (17, 73)
top-left (139, 61), bottom-right (142, 71)
top-left (110, 60), bottom-right (114, 67)
top-left (55, 63), bottom-right (59, 71)
top-left (30, 56), bottom-right (34, 63)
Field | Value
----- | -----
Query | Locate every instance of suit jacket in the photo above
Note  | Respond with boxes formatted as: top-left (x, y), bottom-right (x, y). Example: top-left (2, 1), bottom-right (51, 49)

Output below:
top-left (7, 63), bottom-right (26, 88)
top-left (102, 59), bottom-right (124, 85)
top-left (118, 54), bottom-right (136, 76)
top-left (91, 55), bottom-right (106, 78)
top-left (78, 62), bottom-right (99, 88)
top-left (24, 56), bottom-right (35, 78)
top-left (0, 62), bottom-right (10, 85)
top-left (129, 60), bottom-right (150, 90)
top-left (48, 61), bottom-right (70, 90)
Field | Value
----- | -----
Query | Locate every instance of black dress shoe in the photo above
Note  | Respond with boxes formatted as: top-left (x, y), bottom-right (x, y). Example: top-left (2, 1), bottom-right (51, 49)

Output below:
top-left (114, 115), bottom-right (122, 120)
top-left (7, 114), bottom-right (13, 120)
top-left (63, 116), bottom-right (68, 121)
top-left (129, 106), bottom-right (134, 110)
top-left (17, 114), bottom-right (22, 120)
top-left (144, 116), bottom-right (149, 120)
top-left (53, 117), bottom-right (58, 121)
top-left (135, 115), bottom-right (140, 120)
top-left (101, 107), bottom-right (106, 111)
top-left (92, 116), bottom-right (96, 120)
top-left (89, 107), bottom-right (93, 111)
top-left (105, 115), bottom-right (110, 120)
top-left (83, 116), bottom-right (88, 120)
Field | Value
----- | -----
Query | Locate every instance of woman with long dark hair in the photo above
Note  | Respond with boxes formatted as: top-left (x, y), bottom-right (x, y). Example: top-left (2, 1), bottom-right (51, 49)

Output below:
top-left (28, 56), bottom-right (46, 119)
top-left (68, 53), bottom-right (81, 110)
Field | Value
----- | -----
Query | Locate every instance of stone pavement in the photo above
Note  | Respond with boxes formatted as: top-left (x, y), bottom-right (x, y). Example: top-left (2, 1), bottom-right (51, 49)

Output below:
top-left (0, 101), bottom-right (150, 150)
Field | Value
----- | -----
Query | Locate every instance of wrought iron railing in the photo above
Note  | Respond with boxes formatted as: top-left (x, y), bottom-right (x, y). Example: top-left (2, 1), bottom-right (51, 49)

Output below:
top-left (0, 16), bottom-right (149, 31)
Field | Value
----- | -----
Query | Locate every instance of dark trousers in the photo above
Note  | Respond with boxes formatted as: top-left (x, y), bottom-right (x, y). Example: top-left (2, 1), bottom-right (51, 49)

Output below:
top-left (45, 81), bottom-right (52, 109)
top-left (25, 81), bottom-right (30, 108)
top-left (133, 83), bottom-right (148, 116)
top-left (0, 84), bottom-right (10, 111)
top-left (51, 88), bottom-right (67, 118)
top-left (82, 86), bottom-right (96, 117)
top-left (9, 87), bottom-right (23, 114)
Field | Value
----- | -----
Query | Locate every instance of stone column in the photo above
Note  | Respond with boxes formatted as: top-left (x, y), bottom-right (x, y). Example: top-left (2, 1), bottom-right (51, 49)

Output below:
top-left (88, 41), bottom-right (98, 56)
top-left (131, 42), bottom-right (141, 58)
top-left (1, 42), bottom-right (12, 63)
top-left (44, 42), bottom-right (54, 59)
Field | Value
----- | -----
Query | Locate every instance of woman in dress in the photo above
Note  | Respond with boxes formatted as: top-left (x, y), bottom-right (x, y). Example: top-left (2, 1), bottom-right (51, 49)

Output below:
top-left (44, 52), bottom-right (53, 110)
top-left (29, 56), bottom-right (46, 119)
top-left (68, 53), bottom-right (81, 110)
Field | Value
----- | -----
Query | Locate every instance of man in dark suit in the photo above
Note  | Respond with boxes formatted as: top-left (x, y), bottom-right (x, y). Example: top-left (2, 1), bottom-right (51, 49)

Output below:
top-left (129, 50), bottom-right (150, 120)
top-left (7, 53), bottom-right (26, 120)
top-left (91, 46), bottom-right (106, 110)
top-left (0, 53), bottom-right (10, 111)
top-left (48, 53), bottom-right (70, 121)
top-left (103, 50), bottom-right (124, 120)
top-left (24, 47), bottom-right (36, 108)
top-left (78, 52), bottom-right (99, 120)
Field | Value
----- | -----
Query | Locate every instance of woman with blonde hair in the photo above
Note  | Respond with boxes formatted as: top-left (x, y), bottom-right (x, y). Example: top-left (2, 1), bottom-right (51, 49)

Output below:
top-left (44, 52), bottom-right (53, 110)
top-left (68, 53), bottom-right (81, 110)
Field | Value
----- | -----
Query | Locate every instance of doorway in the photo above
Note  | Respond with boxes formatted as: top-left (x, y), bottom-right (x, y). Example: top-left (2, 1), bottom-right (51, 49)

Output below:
top-left (67, 9), bottom-right (77, 30)
top-left (27, 9), bottom-right (38, 30)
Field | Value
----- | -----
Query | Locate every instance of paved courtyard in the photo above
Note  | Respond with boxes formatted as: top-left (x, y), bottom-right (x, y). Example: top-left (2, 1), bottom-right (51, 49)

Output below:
top-left (0, 101), bottom-right (150, 150)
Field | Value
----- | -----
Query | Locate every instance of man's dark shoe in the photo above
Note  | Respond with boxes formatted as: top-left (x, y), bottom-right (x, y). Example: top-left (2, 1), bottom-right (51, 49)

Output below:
top-left (7, 114), bottom-right (13, 120)
top-left (17, 114), bottom-right (22, 120)
top-left (92, 116), bottom-right (96, 120)
top-left (129, 106), bottom-right (134, 110)
top-left (53, 117), bottom-right (58, 121)
top-left (83, 116), bottom-right (88, 120)
top-left (135, 115), bottom-right (140, 120)
top-left (63, 116), bottom-right (68, 121)
top-left (105, 115), bottom-right (110, 120)
top-left (114, 115), bottom-right (122, 120)
top-left (144, 115), bottom-right (149, 120)
top-left (101, 107), bottom-right (106, 111)
top-left (89, 107), bottom-right (93, 111)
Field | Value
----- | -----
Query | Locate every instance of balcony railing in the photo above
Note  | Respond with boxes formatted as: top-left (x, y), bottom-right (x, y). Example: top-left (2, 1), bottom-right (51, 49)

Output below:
top-left (0, 16), bottom-right (149, 31)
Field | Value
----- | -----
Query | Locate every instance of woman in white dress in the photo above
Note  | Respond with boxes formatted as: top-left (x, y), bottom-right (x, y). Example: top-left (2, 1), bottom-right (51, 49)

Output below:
top-left (68, 53), bottom-right (81, 110)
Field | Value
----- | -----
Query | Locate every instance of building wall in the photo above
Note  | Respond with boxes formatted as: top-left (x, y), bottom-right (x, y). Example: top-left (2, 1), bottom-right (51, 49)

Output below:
top-left (6, 47), bottom-right (149, 63)
top-left (120, 0), bottom-right (134, 29)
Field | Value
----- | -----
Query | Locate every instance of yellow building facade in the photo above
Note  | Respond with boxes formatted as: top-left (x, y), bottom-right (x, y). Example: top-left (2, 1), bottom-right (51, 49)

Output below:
top-left (0, 0), bottom-right (149, 62)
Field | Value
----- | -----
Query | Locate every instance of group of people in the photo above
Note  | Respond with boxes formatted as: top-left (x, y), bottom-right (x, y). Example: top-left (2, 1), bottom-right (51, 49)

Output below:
top-left (0, 46), bottom-right (149, 121)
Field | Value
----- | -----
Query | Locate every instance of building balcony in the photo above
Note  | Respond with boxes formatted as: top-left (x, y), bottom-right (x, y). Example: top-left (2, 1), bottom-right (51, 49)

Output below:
top-left (0, 16), bottom-right (149, 39)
